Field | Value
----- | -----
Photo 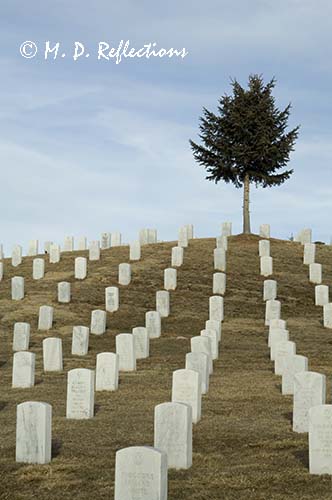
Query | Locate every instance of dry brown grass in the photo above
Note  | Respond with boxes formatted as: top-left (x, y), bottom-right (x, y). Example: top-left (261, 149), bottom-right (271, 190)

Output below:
top-left (1, 235), bottom-right (332, 499)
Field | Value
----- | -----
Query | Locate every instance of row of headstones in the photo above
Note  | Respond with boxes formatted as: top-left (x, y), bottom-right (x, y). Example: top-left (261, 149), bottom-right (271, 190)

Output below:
top-left (260, 237), bottom-right (332, 475)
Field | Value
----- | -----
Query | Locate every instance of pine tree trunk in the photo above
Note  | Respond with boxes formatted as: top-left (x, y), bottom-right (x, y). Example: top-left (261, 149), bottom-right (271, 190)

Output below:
top-left (243, 174), bottom-right (251, 234)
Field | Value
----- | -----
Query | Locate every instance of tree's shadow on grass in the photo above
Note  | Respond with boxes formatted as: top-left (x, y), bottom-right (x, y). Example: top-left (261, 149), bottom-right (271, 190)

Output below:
top-left (293, 448), bottom-right (309, 469)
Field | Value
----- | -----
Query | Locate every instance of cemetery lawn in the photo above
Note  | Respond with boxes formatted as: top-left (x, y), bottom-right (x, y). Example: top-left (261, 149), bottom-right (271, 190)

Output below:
top-left (1, 235), bottom-right (332, 499)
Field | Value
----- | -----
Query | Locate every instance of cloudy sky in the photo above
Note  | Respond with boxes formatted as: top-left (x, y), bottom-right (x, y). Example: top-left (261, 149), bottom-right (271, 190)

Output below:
top-left (1, 0), bottom-right (332, 253)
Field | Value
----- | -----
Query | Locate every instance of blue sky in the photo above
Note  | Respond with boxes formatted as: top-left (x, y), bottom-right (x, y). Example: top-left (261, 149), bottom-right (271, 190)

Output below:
top-left (1, 0), bottom-right (332, 253)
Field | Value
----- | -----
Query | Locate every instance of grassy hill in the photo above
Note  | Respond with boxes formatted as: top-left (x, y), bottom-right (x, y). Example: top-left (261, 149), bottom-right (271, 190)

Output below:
top-left (1, 234), bottom-right (332, 499)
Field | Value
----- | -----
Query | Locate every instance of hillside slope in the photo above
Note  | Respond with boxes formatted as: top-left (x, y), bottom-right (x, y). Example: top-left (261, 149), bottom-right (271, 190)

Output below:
top-left (1, 235), bottom-right (332, 500)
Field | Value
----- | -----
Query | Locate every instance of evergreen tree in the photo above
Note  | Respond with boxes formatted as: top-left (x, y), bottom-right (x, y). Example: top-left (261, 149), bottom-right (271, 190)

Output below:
top-left (190, 74), bottom-right (299, 234)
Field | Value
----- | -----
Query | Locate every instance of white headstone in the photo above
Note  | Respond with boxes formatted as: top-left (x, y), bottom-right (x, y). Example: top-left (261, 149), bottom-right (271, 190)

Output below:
top-left (154, 402), bottom-right (192, 469)
top-left (49, 244), bottom-right (60, 263)
top-left (209, 295), bottom-right (224, 322)
top-left (221, 222), bottom-right (232, 237)
top-left (89, 241), bottom-right (100, 261)
top-left (185, 352), bottom-right (209, 394)
top-left (309, 405), bottom-right (332, 474)
top-left (190, 336), bottom-right (213, 374)
top-left (101, 232), bottom-right (111, 249)
top-left (315, 285), bottom-right (329, 306)
top-left (77, 236), bottom-right (87, 251)
top-left (38, 305), bottom-right (53, 330)
top-left (63, 236), bottom-right (74, 252)
top-left (44, 241), bottom-right (53, 254)
top-left (114, 446), bottom-right (167, 500)
top-left (293, 372), bottom-right (326, 433)
top-left (133, 327), bottom-right (149, 359)
top-left (309, 263), bottom-right (322, 284)
top-left (274, 340), bottom-right (296, 375)
top-left (12, 245), bottom-right (22, 267)
top-left (200, 329), bottom-right (218, 360)
top-left (116, 334), bottom-right (136, 371)
top-left (260, 256), bottom-right (273, 277)
top-left (216, 235), bottom-right (228, 251)
top-left (156, 290), bottom-right (170, 318)
top-left (12, 352), bottom-right (35, 388)
top-left (214, 248), bottom-right (226, 272)
top-left (172, 369), bottom-right (201, 424)
top-left (66, 368), bottom-right (95, 419)
top-left (145, 311), bottom-right (161, 338)
top-left (111, 232), bottom-right (122, 247)
top-left (105, 286), bottom-right (119, 312)
top-left (11, 276), bottom-right (24, 300)
top-left (95, 352), bottom-right (119, 391)
top-left (43, 338), bottom-right (63, 371)
top-left (184, 224), bottom-right (194, 239)
top-left (304, 243), bottom-right (316, 265)
top-left (75, 257), bottom-right (87, 279)
top-left (263, 280), bottom-right (277, 301)
top-left (323, 303), bottom-right (332, 328)
top-left (90, 309), bottom-right (107, 335)
top-left (178, 226), bottom-right (188, 248)
top-left (265, 299), bottom-right (281, 326)
top-left (300, 228), bottom-right (312, 244)
top-left (129, 241), bottom-right (141, 261)
top-left (164, 268), bottom-right (177, 291)
top-left (213, 272), bottom-right (226, 295)
top-left (58, 281), bottom-right (71, 303)
top-left (28, 239), bottom-right (39, 256)
top-left (205, 319), bottom-right (221, 342)
top-left (259, 224), bottom-right (270, 239)
top-left (16, 402), bottom-right (52, 464)
top-left (259, 239), bottom-right (270, 257)
top-left (71, 326), bottom-right (89, 356)
top-left (33, 258), bottom-right (45, 280)
top-left (0, 262), bottom-right (3, 281)
top-left (119, 263), bottom-right (131, 285)
top-left (13, 322), bottom-right (30, 351)
top-left (282, 354), bottom-right (308, 395)
top-left (269, 329), bottom-right (289, 361)
top-left (171, 246), bottom-right (184, 267)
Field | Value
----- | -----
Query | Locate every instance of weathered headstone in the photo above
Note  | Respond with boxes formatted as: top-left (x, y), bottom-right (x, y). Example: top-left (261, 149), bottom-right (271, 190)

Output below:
top-left (185, 352), bottom-right (209, 394)
top-left (259, 239), bottom-right (270, 257)
top-left (43, 338), bottom-right (63, 371)
top-left (172, 369), bottom-right (201, 424)
top-left (304, 243), bottom-right (316, 265)
top-left (105, 286), bottom-right (119, 312)
top-left (71, 326), bottom-right (89, 356)
top-left (214, 248), bottom-right (226, 272)
top-left (265, 299), bottom-right (281, 326)
top-left (315, 285), bottom-right (329, 306)
top-left (28, 239), bottom-right (39, 256)
top-left (12, 245), bottom-right (22, 267)
top-left (309, 405), bottom-right (332, 474)
top-left (282, 354), bottom-right (308, 395)
top-left (213, 272), bottom-right (226, 295)
top-left (145, 311), bottom-right (161, 338)
top-left (263, 279), bottom-right (277, 301)
top-left (209, 295), bottom-right (224, 322)
top-left (13, 322), bottom-right (30, 351)
top-left (259, 224), bottom-right (270, 239)
top-left (132, 327), bottom-right (149, 359)
top-left (95, 352), bottom-right (119, 391)
top-left (16, 402), bottom-right (52, 464)
top-left (89, 240), bottom-right (100, 261)
top-left (66, 368), bottom-right (95, 419)
top-left (274, 340), bottom-right (296, 375)
top-left (129, 241), bottom-right (141, 261)
top-left (216, 235), bottom-right (228, 251)
top-left (12, 352), bottom-right (35, 388)
top-left (90, 309), bottom-right (107, 335)
top-left (154, 402), bottom-right (192, 469)
top-left (178, 226), bottom-right (188, 248)
top-left (164, 268), bottom-right (177, 291)
top-left (49, 244), bottom-right (60, 263)
top-left (58, 281), bottom-right (71, 303)
top-left (293, 372), bottom-right (326, 433)
top-left (11, 276), bottom-right (24, 300)
top-left (38, 305), bottom-right (53, 330)
top-left (171, 246), bottom-right (184, 267)
top-left (156, 290), bottom-right (170, 318)
top-left (114, 446), bottom-right (167, 500)
top-left (260, 256), bottom-right (273, 277)
top-left (116, 334), bottom-right (136, 371)
top-left (101, 232), bottom-right (111, 249)
top-left (33, 258), bottom-right (45, 280)
top-left (309, 263), bottom-right (322, 284)
top-left (75, 257), bottom-right (87, 279)
top-left (119, 263), bottom-right (131, 285)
